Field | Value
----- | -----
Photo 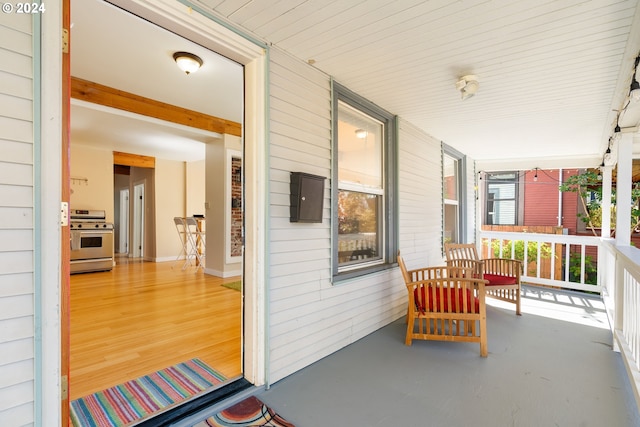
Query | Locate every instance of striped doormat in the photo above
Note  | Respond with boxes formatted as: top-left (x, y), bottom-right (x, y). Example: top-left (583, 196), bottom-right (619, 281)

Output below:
top-left (70, 358), bottom-right (226, 427)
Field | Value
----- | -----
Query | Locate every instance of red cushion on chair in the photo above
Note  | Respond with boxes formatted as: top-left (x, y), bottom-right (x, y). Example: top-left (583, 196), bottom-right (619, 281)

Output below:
top-left (484, 273), bottom-right (517, 286)
top-left (414, 286), bottom-right (479, 313)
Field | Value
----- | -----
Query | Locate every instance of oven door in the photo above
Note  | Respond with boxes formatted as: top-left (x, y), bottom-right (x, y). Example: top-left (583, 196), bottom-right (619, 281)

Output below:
top-left (70, 229), bottom-right (114, 261)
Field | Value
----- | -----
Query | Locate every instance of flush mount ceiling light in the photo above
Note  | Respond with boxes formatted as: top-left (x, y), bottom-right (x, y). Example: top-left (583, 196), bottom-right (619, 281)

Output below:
top-left (455, 74), bottom-right (479, 100)
top-left (355, 128), bottom-right (368, 138)
top-left (173, 51), bottom-right (203, 75)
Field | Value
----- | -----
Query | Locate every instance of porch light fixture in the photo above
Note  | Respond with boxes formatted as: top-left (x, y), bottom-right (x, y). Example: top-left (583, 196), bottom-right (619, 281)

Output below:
top-left (455, 75), bottom-right (479, 100)
top-left (173, 51), bottom-right (203, 75)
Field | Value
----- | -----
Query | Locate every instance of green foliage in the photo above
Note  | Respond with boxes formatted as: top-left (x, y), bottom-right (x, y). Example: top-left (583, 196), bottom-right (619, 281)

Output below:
top-left (338, 191), bottom-right (377, 234)
top-left (491, 239), bottom-right (551, 261)
top-left (558, 170), bottom-right (640, 233)
top-left (567, 252), bottom-right (598, 285)
top-left (491, 240), bottom-right (552, 275)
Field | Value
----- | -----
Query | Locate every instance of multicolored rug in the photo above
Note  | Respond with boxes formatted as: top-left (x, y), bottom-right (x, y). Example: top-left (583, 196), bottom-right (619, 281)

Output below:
top-left (70, 358), bottom-right (226, 427)
top-left (194, 396), bottom-right (295, 427)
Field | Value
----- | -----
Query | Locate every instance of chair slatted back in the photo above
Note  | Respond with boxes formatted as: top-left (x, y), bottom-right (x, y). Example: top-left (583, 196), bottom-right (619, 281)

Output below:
top-left (444, 243), bottom-right (480, 262)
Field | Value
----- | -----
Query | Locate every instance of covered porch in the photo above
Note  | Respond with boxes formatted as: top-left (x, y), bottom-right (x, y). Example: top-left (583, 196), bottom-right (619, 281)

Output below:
top-left (178, 283), bottom-right (639, 426)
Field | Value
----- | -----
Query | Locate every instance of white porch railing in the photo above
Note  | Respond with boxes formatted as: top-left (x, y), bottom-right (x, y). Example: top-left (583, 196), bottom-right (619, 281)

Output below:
top-left (478, 230), bottom-right (640, 409)
top-left (479, 231), bottom-right (603, 293)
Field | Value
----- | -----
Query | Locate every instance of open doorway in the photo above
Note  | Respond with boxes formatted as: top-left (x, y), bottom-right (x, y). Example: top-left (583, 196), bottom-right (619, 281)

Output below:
top-left (67, 0), bottom-right (251, 423)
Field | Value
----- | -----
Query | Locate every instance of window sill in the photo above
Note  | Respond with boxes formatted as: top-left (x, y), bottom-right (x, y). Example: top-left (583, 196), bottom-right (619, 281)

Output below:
top-left (332, 262), bottom-right (398, 285)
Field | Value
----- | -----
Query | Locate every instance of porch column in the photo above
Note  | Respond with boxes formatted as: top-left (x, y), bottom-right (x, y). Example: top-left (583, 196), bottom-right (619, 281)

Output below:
top-left (615, 133), bottom-right (633, 246)
top-left (601, 165), bottom-right (612, 238)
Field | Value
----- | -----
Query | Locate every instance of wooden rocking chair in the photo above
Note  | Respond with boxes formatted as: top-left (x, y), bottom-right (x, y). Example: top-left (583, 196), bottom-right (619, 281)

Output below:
top-left (397, 252), bottom-right (488, 357)
top-left (444, 243), bottom-right (522, 315)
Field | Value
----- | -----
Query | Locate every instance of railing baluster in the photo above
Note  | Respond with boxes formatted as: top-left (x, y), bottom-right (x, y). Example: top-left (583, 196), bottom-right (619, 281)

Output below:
top-left (580, 244), bottom-right (586, 285)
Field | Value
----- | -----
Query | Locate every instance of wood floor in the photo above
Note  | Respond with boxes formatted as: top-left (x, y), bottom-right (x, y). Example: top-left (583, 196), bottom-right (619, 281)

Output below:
top-left (69, 259), bottom-right (242, 400)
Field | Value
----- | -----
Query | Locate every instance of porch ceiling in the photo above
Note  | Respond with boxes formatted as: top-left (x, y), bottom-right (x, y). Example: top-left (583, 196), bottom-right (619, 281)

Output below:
top-left (74, 0), bottom-right (640, 170)
top-left (200, 0), bottom-right (640, 171)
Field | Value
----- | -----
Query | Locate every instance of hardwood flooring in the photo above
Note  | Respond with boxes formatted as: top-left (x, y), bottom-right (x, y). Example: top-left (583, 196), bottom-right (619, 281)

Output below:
top-left (69, 259), bottom-right (242, 400)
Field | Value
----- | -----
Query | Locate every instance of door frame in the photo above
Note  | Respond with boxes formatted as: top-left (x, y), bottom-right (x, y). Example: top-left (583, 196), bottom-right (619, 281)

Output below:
top-left (119, 188), bottom-right (130, 254)
top-left (132, 180), bottom-right (145, 258)
top-left (52, 1), bottom-right (269, 423)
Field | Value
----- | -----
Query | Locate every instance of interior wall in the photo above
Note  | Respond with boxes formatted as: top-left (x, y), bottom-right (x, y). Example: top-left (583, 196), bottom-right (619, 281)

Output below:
top-left (186, 160), bottom-right (205, 217)
top-left (70, 144), bottom-right (115, 221)
top-left (154, 159), bottom-right (186, 261)
top-left (70, 141), bottom-right (197, 260)
top-left (204, 134), bottom-right (242, 277)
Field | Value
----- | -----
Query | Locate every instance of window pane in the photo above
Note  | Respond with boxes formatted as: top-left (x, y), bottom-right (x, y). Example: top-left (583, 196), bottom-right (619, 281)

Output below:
top-left (443, 155), bottom-right (458, 201)
top-left (444, 203), bottom-right (458, 244)
top-left (337, 190), bottom-right (381, 266)
top-left (486, 171), bottom-right (517, 225)
top-left (488, 200), bottom-right (516, 225)
top-left (338, 101), bottom-right (383, 189)
top-left (488, 183), bottom-right (515, 199)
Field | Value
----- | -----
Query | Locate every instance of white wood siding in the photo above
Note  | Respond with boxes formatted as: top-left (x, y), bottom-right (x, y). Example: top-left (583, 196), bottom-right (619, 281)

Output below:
top-left (0, 11), bottom-right (34, 427)
top-left (267, 48), bottom-right (445, 383)
top-left (397, 119), bottom-right (445, 267)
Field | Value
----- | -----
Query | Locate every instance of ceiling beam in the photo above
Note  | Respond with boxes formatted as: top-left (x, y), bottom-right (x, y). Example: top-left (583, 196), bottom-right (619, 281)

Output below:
top-left (70, 77), bottom-right (241, 137)
top-left (113, 151), bottom-right (155, 168)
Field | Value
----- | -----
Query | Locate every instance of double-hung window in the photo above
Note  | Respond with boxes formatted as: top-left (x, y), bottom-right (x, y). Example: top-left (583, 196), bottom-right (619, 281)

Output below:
top-left (442, 144), bottom-right (466, 245)
top-left (485, 172), bottom-right (518, 225)
top-left (332, 82), bottom-right (397, 280)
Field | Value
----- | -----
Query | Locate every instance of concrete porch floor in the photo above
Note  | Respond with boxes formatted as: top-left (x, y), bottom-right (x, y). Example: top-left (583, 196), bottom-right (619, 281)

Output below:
top-left (254, 286), bottom-right (640, 426)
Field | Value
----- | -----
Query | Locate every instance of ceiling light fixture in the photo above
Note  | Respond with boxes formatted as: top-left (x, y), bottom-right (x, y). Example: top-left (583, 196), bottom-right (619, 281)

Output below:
top-left (355, 129), bottom-right (368, 138)
top-left (173, 51), bottom-right (203, 75)
top-left (455, 74), bottom-right (479, 100)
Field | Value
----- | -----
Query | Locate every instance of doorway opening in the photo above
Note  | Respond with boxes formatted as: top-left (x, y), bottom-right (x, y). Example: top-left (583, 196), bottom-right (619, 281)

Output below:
top-left (66, 0), bottom-right (260, 424)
